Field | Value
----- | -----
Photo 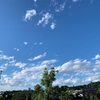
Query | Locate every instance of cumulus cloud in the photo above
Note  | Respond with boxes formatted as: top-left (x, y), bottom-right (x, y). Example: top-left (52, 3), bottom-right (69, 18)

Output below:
top-left (2, 76), bottom-right (23, 86)
top-left (0, 50), bottom-right (3, 53)
top-left (1, 51), bottom-right (100, 90)
top-left (28, 52), bottom-right (46, 61)
top-left (55, 1), bottom-right (66, 12)
top-left (72, 0), bottom-right (79, 3)
top-left (34, 42), bottom-right (43, 45)
top-left (23, 0), bottom-right (95, 29)
top-left (54, 57), bottom-right (100, 86)
top-left (37, 12), bottom-right (53, 27)
top-left (0, 59), bottom-right (57, 89)
top-left (0, 54), bottom-right (14, 61)
top-left (34, 0), bottom-right (37, 2)
top-left (14, 48), bottom-right (19, 51)
top-left (56, 59), bottom-right (91, 73)
top-left (50, 22), bottom-right (56, 29)
top-left (93, 54), bottom-right (100, 60)
top-left (12, 65), bottom-right (44, 81)
top-left (24, 9), bottom-right (37, 22)
top-left (15, 62), bottom-right (27, 68)
top-left (0, 52), bottom-right (16, 71)
top-left (0, 63), bottom-right (9, 70)
top-left (24, 42), bottom-right (28, 45)
top-left (54, 77), bottom-right (80, 86)
top-left (83, 72), bottom-right (100, 83)
top-left (39, 42), bottom-right (43, 45)
top-left (41, 59), bottom-right (57, 65)
top-left (93, 60), bottom-right (100, 71)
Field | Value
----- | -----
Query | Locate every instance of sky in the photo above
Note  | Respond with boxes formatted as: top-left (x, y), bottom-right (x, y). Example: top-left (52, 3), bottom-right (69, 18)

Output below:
top-left (0, 0), bottom-right (100, 91)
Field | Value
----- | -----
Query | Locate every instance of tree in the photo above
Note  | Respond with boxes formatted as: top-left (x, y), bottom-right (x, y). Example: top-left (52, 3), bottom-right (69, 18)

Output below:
top-left (0, 96), bottom-right (4, 100)
top-left (11, 91), bottom-right (26, 100)
top-left (33, 84), bottom-right (44, 100)
top-left (34, 84), bottom-right (43, 93)
top-left (11, 90), bottom-right (32, 100)
top-left (41, 67), bottom-right (58, 100)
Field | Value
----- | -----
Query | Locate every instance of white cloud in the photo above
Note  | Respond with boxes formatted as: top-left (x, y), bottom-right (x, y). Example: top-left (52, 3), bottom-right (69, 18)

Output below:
top-left (2, 59), bottom-right (57, 88)
top-left (39, 42), bottom-right (43, 45)
top-left (50, 22), bottom-right (56, 29)
top-left (37, 12), bottom-right (53, 27)
top-left (14, 48), bottom-right (19, 51)
top-left (24, 42), bottom-right (28, 45)
top-left (34, 42), bottom-right (37, 45)
top-left (28, 52), bottom-right (46, 61)
top-left (15, 62), bottom-right (27, 68)
top-left (1, 52), bottom-right (100, 90)
top-left (54, 77), bottom-right (80, 86)
top-left (93, 54), bottom-right (100, 60)
top-left (34, 42), bottom-right (43, 45)
top-left (0, 58), bottom-right (58, 89)
top-left (72, 0), bottom-right (79, 3)
top-left (34, 0), bottom-right (37, 2)
top-left (41, 59), bottom-right (57, 65)
top-left (56, 59), bottom-right (91, 73)
top-left (0, 63), bottom-right (9, 70)
top-left (0, 53), bottom-right (16, 71)
top-left (55, 1), bottom-right (66, 12)
top-left (93, 60), bottom-right (100, 71)
top-left (0, 84), bottom-right (27, 91)
top-left (12, 66), bottom-right (43, 81)
top-left (9, 60), bottom-right (16, 64)
top-left (83, 72), bottom-right (100, 83)
top-left (0, 50), bottom-right (3, 53)
top-left (23, 0), bottom-right (95, 29)
top-left (24, 9), bottom-right (37, 22)
top-left (0, 54), bottom-right (14, 61)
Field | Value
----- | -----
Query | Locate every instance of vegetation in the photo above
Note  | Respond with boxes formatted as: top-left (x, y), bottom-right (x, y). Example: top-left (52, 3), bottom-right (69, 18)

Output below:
top-left (0, 68), bottom-right (100, 100)
top-left (33, 67), bottom-right (58, 100)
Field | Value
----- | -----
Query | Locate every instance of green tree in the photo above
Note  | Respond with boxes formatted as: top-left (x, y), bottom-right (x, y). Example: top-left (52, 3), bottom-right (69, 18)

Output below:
top-left (11, 90), bottom-right (32, 100)
top-left (33, 84), bottom-right (44, 100)
top-left (11, 91), bottom-right (26, 100)
top-left (41, 67), bottom-right (58, 100)
top-left (0, 96), bottom-right (4, 100)
top-left (34, 84), bottom-right (42, 93)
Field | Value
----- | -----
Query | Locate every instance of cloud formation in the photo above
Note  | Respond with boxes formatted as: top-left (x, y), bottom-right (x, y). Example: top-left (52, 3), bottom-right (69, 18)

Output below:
top-left (15, 62), bottom-right (27, 68)
top-left (34, 0), bottom-right (37, 2)
top-left (34, 42), bottom-right (43, 45)
top-left (0, 54), bottom-right (14, 61)
top-left (24, 9), bottom-right (37, 22)
top-left (0, 52), bottom-right (100, 90)
top-left (56, 59), bottom-right (91, 73)
top-left (0, 50), bottom-right (3, 53)
top-left (23, 0), bottom-right (94, 29)
top-left (37, 12), bottom-right (53, 27)
top-left (50, 22), bottom-right (56, 29)
top-left (28, 52), bottom-right (47, 61)
top-left (14, 48), bottom-right (20, 51)
top-left (72, 0), bottom-right (79, 3)
top-left (55, 1), bottom-right (66, 12)
top-left (92, 54), bottom-right (100, 60)
top-left (24, 42), bottom-right (28, 45)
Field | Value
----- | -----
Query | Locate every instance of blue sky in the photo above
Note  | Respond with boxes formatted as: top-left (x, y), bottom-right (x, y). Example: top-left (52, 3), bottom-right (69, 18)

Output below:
top-left (0, 0), bottom-right (100, 91)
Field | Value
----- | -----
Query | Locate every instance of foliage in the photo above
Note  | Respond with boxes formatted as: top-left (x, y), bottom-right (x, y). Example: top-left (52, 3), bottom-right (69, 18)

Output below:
top-left (33, 67), bottom-right (58, 100)
top-left (0, 96), bottom-right (4, 100)
top-left (11, 90), bottom-right (32, 100)
top-left (1, 68), bottom-right (100, 100)
top-left (32, 84), bottom-right (45, 100)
